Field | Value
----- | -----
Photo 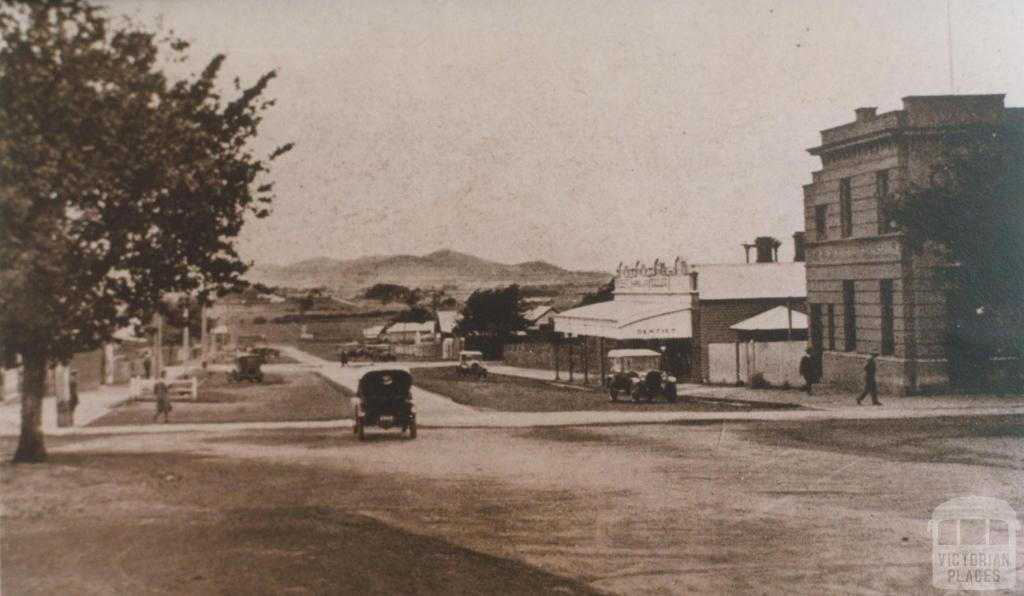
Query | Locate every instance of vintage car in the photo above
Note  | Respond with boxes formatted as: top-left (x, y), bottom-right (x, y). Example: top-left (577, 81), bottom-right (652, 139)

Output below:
top-left (605, 349), bottom-right (677, 403)
top-left (361, 344), bottom-right (395, 362)
top-left (248, 346), bottom-right (280, 362)
top-left (351, 369), bottom-right (416, 441)
top-left (456, 350), bottom-right (488, 377)
top-left (228, 354), bottom-right (264, 383)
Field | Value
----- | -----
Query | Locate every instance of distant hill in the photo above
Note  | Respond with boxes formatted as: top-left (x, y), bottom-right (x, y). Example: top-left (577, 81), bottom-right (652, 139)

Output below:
top-left (246, 249), bottom-right (611, 297)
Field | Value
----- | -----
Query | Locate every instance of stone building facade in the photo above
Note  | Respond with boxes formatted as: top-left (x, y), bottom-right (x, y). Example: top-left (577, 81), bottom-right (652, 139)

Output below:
top-left (803, 95), bottom-right (1023, 394)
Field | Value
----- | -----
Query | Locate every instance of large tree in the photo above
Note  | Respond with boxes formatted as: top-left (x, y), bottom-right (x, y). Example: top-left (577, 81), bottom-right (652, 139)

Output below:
top-left (456, 285), bottom-right (528, 338)
top-left (577, 278), bottom-right (615, 307)
top-left (890, 125), bottom-right (1024, 355)
top-left (0, 1), bottom-right (293, 462)
top-left (362, 283), bottom-right (415, 305)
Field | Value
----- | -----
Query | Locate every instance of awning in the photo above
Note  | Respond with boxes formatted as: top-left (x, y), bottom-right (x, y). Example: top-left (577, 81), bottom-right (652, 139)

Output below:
top-left (730, 306), bottom-right (807, 331)
top-left (554, 300), bottom-right (692, 340)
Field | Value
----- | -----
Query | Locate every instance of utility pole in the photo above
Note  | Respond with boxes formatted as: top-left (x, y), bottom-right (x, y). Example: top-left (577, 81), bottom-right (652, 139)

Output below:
top-left (182, 305), bottom-right (190, 363)
top-left (154, 312), bottom-right (163, 377)
top-left (946, 0), bottom-right (955, 93)
top-left (200, 303), bottom-right (208, 365)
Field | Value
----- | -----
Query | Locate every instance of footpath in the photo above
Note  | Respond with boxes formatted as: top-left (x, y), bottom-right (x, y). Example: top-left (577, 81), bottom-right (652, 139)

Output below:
top-left (3, 348), bottom-right (1023, 437)
top-left (485, 362), bottom-right (1024, 415)
top-left (0, 365), bottom-right (190, 437)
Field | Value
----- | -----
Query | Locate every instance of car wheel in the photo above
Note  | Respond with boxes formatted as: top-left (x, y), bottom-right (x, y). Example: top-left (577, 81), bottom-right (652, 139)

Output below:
top-left (631, 389), bottom-right (642, 403)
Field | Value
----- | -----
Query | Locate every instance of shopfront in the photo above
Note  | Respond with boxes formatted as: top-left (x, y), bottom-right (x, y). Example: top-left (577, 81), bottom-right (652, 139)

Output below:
top-left (554, 259), bottom-right (697, 379)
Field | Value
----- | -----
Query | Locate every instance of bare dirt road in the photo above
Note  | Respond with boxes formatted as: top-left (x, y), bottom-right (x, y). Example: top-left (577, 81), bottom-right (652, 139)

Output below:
top-left (4, 412), bottom-right (1021, 595)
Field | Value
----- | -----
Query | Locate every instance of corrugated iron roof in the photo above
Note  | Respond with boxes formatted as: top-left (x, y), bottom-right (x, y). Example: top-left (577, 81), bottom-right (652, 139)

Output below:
top-left (693, 262), bottom-right (805, 300)
top-left (730, 306), bottom-right (808, 331)
top-left (436, 311), bottom-right (459, 334)
top-left (386, 321), bottom-right (436, 333)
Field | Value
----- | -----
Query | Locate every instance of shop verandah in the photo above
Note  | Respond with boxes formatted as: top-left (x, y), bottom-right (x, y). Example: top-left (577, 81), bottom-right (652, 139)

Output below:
top-left (546, 298), bottom-right (696, 382)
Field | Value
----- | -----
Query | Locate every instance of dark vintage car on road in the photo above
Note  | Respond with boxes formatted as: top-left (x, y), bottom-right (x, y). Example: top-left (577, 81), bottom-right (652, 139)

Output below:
top-left (456, 350), bottom-right (488, 378)
top-left (249, 346), bottom-right (280, 363)
top-left (352, 369), bottom-right (417, 441)
top-left (605, 349), bottom-right (677, 403)
top-left (228, 354), bottom-right (264, 383)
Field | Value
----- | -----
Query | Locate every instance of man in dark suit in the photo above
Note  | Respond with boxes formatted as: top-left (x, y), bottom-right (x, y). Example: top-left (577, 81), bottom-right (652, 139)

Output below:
top-left (856, 353), bottom-right (881, 405)
top-left (799, 348), bottom-right (818, 396)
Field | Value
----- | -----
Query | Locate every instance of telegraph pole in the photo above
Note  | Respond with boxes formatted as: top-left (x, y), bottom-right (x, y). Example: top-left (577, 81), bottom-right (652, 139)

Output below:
top-left (946, 0), bottom-right (955, 93)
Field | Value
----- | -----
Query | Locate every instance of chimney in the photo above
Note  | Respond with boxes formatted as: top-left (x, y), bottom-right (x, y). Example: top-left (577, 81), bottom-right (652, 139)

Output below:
top-left (792, 231), bottom-right (806, 262)
top-left (854, 107), bottom-right (877, 122)
top-left (754, 236), bottom-right (780, 263)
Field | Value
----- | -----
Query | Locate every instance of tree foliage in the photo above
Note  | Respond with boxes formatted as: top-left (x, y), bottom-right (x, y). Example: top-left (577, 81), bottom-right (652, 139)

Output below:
top-left (362, 283), bottom-right (416, 305)
top-left (0, 1), bottom-right (292, 461)
top-left (392, 306), bottom-right (434, 324)
top-left (890, 126), bottom-right (1024, 312)
top-left (577, 278), bottom-right (615, 307)
top-left (456, 285), bottom-right (528, 337)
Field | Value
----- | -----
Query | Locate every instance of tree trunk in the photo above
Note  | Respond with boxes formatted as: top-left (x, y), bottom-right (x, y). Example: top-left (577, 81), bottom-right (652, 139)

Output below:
top-left (13, 353), bottom-right (48, 463)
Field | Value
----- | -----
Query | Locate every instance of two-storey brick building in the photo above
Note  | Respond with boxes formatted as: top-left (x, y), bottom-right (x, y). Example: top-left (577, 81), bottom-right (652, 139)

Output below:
top-left (803, 94), bottom-right (1023, 394)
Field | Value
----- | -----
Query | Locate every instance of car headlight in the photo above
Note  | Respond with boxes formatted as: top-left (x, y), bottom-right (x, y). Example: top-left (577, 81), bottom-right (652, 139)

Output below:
top-left (666, 376), bottom-right (676, 384)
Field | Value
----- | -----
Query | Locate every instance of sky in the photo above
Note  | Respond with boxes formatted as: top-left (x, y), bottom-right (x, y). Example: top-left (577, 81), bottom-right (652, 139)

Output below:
top-left (106, 0), bottom-right (1024, 272)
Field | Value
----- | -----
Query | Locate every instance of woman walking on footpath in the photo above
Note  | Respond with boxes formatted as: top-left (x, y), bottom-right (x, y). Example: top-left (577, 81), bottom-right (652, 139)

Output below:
top-left (153, 371), bottom-right (172, 422)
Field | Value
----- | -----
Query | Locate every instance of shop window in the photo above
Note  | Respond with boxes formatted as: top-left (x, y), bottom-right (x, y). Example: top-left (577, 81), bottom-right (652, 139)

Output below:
top-left (815, 205), bottom-right (828, 240)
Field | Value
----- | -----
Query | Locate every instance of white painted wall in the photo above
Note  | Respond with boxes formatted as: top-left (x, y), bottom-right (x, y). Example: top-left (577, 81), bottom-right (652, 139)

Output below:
top-left (708, 341), bottom-right (806, 387)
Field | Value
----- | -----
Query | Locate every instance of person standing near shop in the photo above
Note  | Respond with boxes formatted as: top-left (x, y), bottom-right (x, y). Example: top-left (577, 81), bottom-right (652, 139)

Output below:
top-left (153, 371), bottom-right (172, 422)
top-left (799, 348), bottom-right (818, 396)
top-left (143, 350), bottom-right (153, 379)
top-left (856, 353), bottom-right (882, 406)
top-left (69, 370), bottom-right (80, 420)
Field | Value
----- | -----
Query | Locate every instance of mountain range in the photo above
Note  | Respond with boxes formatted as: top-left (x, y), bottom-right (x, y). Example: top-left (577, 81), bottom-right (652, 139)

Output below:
top-left (246, 249), bottom-right (610, 296)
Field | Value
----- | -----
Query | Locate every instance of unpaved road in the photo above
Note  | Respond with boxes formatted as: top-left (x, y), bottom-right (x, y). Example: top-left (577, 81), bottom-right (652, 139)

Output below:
top-left (4, 413), bottom-right (1022, 595)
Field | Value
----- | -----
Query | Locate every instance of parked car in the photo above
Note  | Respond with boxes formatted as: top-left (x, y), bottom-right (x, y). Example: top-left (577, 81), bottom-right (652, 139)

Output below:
top-left (351, 369), bottom-right (416, 441)
top-left (366, 346), bottom-right (397, 362)
top-left (249, 346), bottom-right (280, 362)
top-left (456, 350), bottom-right (487, 378)
top-left (228, 354), bottom-right (264, 383)
top-left (605, 349), bottom-right (677, 403)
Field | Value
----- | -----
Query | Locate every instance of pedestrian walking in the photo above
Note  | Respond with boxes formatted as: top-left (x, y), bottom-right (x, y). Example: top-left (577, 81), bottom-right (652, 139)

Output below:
top-left (153, 371), bottom-right (172, 422)
top-left (69, 370), bottom-right (80, 415)
top-left (856, 353), bottom-right (882, 406)
top-left (799, 348), bottom-right (818, 396)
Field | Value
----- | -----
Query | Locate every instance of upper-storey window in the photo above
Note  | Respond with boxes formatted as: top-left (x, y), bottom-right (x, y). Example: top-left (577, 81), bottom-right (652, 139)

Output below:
top-left (839, 178), bottom-right (853, 237)
top-left (876, 170), bottom-right (893, 234)
top-left (815, 205), bottom-right (828, 240)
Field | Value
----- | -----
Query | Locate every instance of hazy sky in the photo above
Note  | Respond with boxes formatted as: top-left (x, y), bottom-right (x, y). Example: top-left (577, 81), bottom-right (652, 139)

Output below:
top-left (108, 0), bottom-right (1024, 271)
